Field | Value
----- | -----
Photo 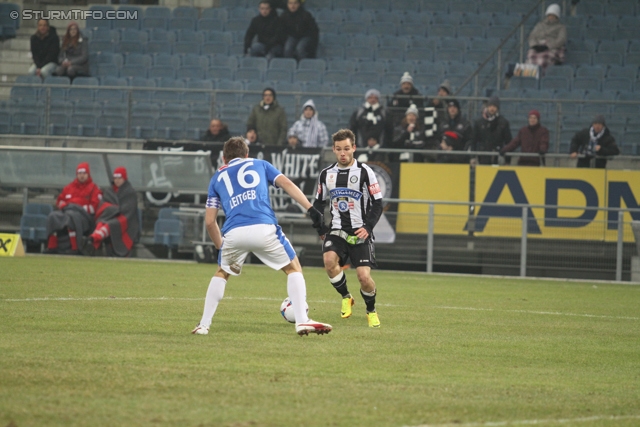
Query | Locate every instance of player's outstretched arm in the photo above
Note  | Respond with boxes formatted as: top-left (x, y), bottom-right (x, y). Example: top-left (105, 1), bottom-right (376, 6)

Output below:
top-left (275, 175), bottom-right (312, 210)
top-left (205, 207), bottom-right (223, 249)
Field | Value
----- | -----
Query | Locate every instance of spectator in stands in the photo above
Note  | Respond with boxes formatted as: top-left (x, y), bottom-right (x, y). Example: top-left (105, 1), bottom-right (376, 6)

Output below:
top-left (200, 119), bottom-right (231, 143)
top-left (279, 0), bottom-right (319, 60)
top-left (438, 131), bottom-right (468, 164)
top-left (526, 4), bottom-right (567, 74)
top-left (472, 96), bottom-right (512, 165)
top-left (46, 162), bottom-right (102, 255)
top-left (54, 22), bottom-right (89, 80)
top-left (438, 99), bottom-right (473, 163)
top-left (425, 80), bottom-right (452, 120)
top-left (500, 110), bottom-right (549, 166)
top-left (350, 89), bottom-right (392, 148)
top-left (392, 104), bottom-right (427, 162)
top-left (84, 167), bottom-right (140, 257)
top-left (356, 133), bottom-right (385, 164)
top-left (287, 99), bottom-right (329, 148)
top-left (28, 19), bottom-right (59, 80)
top-left (388, 72), bottom-right (424, 127)
top-left (247, 88), bottom-right (288, 146)
top-left (244, 127), bottom-right (262, 146)
top-left (244, 1), bottom-right (284, 60)
top-left (570, 115), bottom-right (619, 169)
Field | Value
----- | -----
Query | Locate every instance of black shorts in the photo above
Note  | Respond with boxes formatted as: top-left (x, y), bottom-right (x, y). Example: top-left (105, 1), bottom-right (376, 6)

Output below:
top-left (322, 234), bottom-right (377, 268)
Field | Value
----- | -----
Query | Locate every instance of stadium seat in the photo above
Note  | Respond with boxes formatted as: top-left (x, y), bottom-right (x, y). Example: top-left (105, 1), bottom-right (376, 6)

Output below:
top-left (154, 78), bottom-right (185, 102)
top-left (20, 208), bottom-right (50, 248)
top-left (265, 69), bottom-right (293, 83)
top-left (97, 114), bottom-right (128, 138)
top-left (68, 113), bottom-right (97, 136)
top-left (296, 69), bottom-right (324, 83)
top-left (156, 115), bottom-right (186, 139)
top-left (298, 58), bottom-right (327, 71)
top-left (177, 66), bottom-right (206, 80)
top-left (539, 76), bottom-right (569, 91)
top-left (154, 218), bottom-right (183, 258)
top-left (120, 64), bottom-right (148, 79)
top-left (573, 77), bottom-right (601, 92)
top-left (235, 67), bottom-right (263, 82)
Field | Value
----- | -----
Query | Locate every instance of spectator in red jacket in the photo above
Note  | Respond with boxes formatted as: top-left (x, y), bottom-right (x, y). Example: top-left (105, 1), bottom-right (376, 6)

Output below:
top-left (46, 162), bottom-right (102, 254)
top-left (500, 110), bottom-right (549, 166)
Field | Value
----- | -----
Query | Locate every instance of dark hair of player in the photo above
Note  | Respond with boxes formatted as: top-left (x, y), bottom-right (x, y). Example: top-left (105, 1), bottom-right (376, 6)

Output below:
top-left (331, 129), bottom-right (356, 146)
top-left (223, 137), bottom-right (249, 162)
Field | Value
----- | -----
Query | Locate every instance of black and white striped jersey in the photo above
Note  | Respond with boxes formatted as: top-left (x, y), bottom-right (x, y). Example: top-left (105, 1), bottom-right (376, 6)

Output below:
top-left (314, 160), bottom-right (383, 234)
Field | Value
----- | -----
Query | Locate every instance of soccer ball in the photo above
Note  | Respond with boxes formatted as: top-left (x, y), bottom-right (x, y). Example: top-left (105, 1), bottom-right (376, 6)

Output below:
top-left (280, 297), bottom-right (309, 323)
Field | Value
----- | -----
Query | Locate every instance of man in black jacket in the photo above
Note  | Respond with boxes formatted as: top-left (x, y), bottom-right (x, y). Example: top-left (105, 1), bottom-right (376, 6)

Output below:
top-left (244, 1), bottom-right (284, 60)
top-left (388, 72), bottom-right (424, 127)
top-left (28, 19), bottom-right (59, 80)
top-left (570, 115), bottom-right (620, 169)
top-left (472, 96), bottom-right (512, 165)
top-left (280, 0), bottom-right (319, 60)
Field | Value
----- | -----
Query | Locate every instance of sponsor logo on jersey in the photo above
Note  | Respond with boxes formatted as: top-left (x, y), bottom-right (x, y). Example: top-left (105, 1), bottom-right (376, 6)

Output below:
top-left (368, 183), bottom-right (381, 195)
top-left (329, 188), bottom-right (362, 200)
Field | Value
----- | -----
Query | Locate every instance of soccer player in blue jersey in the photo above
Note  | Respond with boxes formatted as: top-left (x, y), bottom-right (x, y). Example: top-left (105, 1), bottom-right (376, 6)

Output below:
top-left (192, 137), bottom-right (332, 336)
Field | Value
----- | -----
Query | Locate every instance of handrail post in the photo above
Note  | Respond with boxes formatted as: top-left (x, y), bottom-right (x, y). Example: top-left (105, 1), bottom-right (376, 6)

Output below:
top-left (427, 203), bottom-right (434, 273)
top-left (520, 206), bottom-right (528, 277)
top-left (616, 210), bottom-right (624, 282)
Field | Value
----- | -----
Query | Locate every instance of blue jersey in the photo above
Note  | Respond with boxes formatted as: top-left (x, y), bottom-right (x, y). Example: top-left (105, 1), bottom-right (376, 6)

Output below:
top-left (206, 158), bottom-right (283, 234)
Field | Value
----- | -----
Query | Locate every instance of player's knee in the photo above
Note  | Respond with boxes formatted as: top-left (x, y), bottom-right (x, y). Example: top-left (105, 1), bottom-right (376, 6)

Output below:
top-left (356, 270), bottom-right (371, 284)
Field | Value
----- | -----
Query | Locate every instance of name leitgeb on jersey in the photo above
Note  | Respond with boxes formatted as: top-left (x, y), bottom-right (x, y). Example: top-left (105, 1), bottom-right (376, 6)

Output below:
top-left (229, 190), bottom-right (257, 209)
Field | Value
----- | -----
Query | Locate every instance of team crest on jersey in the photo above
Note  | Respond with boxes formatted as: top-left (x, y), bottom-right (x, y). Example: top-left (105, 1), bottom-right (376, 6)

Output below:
top-left (350, 175), bottom-right (358, 183)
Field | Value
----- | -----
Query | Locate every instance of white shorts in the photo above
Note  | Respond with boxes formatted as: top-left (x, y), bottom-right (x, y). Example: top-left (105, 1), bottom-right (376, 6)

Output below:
top-left (218, 224), bottom-right (296, 276)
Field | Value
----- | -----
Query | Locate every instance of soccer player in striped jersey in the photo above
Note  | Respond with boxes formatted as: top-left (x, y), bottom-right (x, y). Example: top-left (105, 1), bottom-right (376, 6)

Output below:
top-left (312, 129), bottom-right (384, 328)
top-left (192, 137), bottom-right (332, 337)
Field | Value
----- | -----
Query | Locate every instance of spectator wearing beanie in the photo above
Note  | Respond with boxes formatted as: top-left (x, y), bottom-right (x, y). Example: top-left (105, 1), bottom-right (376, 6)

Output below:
top-left (392, 104), bottom-right (429, 162)
top-left (426, 79), bottom-right (452, 119)
top-left (350, 88), bottom-right (393, 148)
top-left (247, 87), bottom-right (288, 146)
top-left (527, 3), bottom-right (567, 74)
top-left (85, 167), bottom-right (140, 257)
top-left (439, 99), bottom-right (473, 153)
top-left (438, 130), bottom-right (469, 164)
top-left (500, 110), bottom-right (549, 166)
top-left (570, 115), bottom-right (619, 169)
top-left (472, 96), bottom-right (512, 165)
top-left (388, 72), bottom-right (424, 127)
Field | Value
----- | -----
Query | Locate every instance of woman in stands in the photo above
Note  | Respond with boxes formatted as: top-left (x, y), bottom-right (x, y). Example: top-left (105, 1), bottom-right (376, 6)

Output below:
top-left (54, 22), bottom-right (89, 80)
top-left (526, 4), bottom-right (567, 74)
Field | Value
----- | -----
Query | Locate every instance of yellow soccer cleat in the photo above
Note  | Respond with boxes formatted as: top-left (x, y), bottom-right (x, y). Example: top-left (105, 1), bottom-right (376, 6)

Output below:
top-left (341, 296), bottom-right (355, 318)
top-left (367, 311), bottom-right (381, 328)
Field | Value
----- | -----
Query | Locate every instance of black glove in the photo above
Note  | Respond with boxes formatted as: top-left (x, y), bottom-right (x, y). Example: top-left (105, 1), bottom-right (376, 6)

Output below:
top-left (307, 206), bottom-right (323, 228)
top-left (316, 224), bottom-right (330, 237)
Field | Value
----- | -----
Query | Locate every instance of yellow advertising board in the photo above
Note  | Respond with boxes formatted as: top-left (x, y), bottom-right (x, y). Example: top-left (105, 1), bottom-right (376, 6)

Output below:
top-left (396, 165), bottom-right (640, 241)
top-left (604, 170), bottom-right (640, 242)
top-left (0, 234), bottom-right (25, 257)
top-left (472, 166), bottom-right (607, 240)
top-left (397, 163), bottom-right (469, 235)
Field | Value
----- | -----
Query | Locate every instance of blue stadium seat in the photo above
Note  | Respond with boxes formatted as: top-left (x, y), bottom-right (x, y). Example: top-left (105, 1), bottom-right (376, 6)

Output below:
top-left (117, 40), bottom-right (144, 55)
top-left (405, 48), bottom-right (434, 62)
top-left (113, 6), bottom-right (142, 30)
top-left (98, 114), bottom-right (127, 138)
top-left (177, 66), bottom-right (206, 80)
top-left (145, 41), bottom-right (172, 55)
top-left (157, 115), bottom-right (186, 139)
top-left (545, 65), bottom-right (575, 79)
top-left (120, 64), bottom-right (148, 79)
top-left (207, 66), bottom-right (234, 80)
top-left (298, 58), bottom-right (327, 71)
top-left (124, 53), bottom-right (153, 67)
top-left (295, 69), bottom-right (324, 84)
top-left (142, 17), bottom-right (168, 30)
top-left (153, 53), bottom-right (180, 68)
top-left (573, 77), bottom-right (601, 92)
top-left (326, 59), bottom-right (356, 73)
top-left (68, 77), bottom-right (99, 102)
top-left (539, 76), bottom-right (569, 91)
top-left (154, 78), bottom-right (185, 102)
top-left (603, 78), bottom-right (633, 93)
top-left (235, 67), bottom-right (263, 82)
top-left (450, 0), bottom-right (477, 14)
top-left (68, 113), bottom-right (97, 136)
top-left (87, 5), bottom-right (114, 29)
top-left (147, 65), bottom-right (176, 80)
top-left (20, 211), bottom-right (50, 246)
top-left (351, 71), bottom-right (380, 86)
top-left (265, 69), bottom-right (293, 83)
top-left (201, 42), bottom-right (229, 55)
top-left (145, 6), bottom-right (171, 19)
top-left (154, 218), bottom-right (183, 257)
top-left (184, 80), bottom-right (213, 104)
top-left (361, 0), bottom-right (390, 11)
top-left (172, 6), bottom-right (198, 20)
top-left (133, 102), bottom-right (161, 118)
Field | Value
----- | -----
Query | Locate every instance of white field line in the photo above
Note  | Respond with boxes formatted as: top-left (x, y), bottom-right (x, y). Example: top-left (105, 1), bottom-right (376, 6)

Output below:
top-left (405, 414), bottom-right (640, 427)
top-left (0, 297), bottom-right (637, 321)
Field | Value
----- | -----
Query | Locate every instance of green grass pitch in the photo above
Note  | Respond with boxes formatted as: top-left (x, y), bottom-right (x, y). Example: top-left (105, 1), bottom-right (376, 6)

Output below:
top-left (1, 256), bottom-right (639, 427)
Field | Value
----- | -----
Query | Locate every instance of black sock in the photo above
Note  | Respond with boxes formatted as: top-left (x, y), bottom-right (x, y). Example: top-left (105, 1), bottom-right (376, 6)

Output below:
top-left (360, 289), bottom-right (376, 313)
top-left (330, 272), bottom-right (350, 298)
